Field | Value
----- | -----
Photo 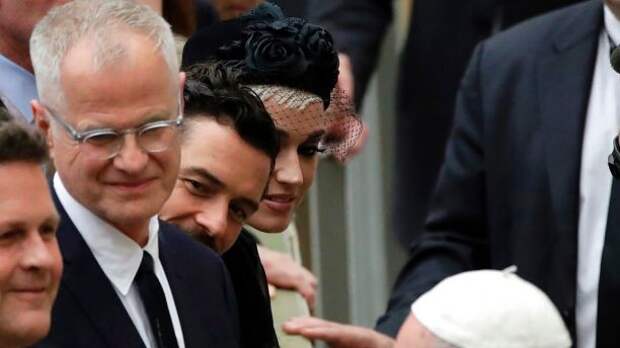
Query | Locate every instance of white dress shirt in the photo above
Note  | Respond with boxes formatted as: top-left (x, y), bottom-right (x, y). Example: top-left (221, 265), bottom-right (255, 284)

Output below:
top-left (576, 6), bottom-right (620, 348)
top-left (53, 174), bottom-right (186, 348)
top-left (0, 54), bottom-right (37, 123)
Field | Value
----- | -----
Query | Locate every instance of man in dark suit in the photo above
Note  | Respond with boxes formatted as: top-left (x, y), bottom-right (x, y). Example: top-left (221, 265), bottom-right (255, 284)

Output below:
top-left (159, 63), bottom-right (280, 348)
top-left (29, 1), bottom-right (239, 347)
top-left (287, 1), bottom-right (620, 347)
top-left (308, 0), bottom-right (583, 248)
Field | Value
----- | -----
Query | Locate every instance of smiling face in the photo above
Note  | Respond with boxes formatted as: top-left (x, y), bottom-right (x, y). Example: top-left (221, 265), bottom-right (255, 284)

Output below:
top-left (0, 161), bottom-right (62, 348)
top-left (34, 32), bottom-right (183, 243)
top-left (160, 117), bottom-right (272, 253)
top-left (246, 99), bottom-right (325, 232)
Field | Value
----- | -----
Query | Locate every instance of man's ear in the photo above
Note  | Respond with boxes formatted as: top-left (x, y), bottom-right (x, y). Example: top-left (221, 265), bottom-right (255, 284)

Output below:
top-left (178, 71), bottom-right (186, 111)
top-left (31, 100), bottom-right (55, 153)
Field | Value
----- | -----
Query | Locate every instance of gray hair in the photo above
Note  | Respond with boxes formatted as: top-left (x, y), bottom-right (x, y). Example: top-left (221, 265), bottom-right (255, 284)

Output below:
top-left (30, 0), bottom-right (178, 109)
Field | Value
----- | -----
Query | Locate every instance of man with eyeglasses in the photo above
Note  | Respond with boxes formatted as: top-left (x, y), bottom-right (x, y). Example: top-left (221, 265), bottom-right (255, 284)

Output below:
top-left (30, 1), bottom-right (240, 347)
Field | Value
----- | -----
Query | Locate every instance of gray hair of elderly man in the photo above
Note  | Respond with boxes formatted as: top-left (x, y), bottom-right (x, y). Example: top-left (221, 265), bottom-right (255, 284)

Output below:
top-left (29, 0), bottom-right (178, 110)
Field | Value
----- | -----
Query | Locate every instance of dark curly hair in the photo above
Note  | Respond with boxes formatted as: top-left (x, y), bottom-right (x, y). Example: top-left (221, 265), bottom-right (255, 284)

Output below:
top-left (183, 62), bottom-right (280, 164)
top-left (182, 3), bottom-right (339, 109)
top-left (0, 108), bottom-right (49, 165)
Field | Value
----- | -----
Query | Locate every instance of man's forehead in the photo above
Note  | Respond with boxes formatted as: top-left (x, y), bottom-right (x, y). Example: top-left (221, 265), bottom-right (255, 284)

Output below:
top-left (56, 33), bottom-right (179, 123)
top-left (179, 122), bottom-right (271, 195)
top-left (60, 31), bottom-right (173, 81)
top-left (0, 162), bottom-right (58, 223)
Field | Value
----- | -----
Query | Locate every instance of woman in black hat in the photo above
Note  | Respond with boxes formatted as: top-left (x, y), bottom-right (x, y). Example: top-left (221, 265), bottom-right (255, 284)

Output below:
top-left (181, 4), bottom-right (363, 348)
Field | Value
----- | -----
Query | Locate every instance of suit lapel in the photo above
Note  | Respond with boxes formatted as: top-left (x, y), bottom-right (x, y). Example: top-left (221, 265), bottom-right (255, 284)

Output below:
top-left (52, 190), bottom-right (146, 348)
top-left (541, 0), bottom-right (602, 234)
top-left (538, 0), bottom-right (602, 327)
top-left (159, 224), bottom-right (215, 347)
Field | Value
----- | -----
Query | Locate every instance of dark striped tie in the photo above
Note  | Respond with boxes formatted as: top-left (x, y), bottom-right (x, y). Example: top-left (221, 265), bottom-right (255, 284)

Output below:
top-left (135, 251), bottom-right (179, 348)
top-left (596, 179), bottom-right (620, 347)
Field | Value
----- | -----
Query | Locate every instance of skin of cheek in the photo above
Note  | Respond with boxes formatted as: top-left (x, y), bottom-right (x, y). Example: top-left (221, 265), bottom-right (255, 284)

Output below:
top-left (246, 145), bottom-right (319, 232)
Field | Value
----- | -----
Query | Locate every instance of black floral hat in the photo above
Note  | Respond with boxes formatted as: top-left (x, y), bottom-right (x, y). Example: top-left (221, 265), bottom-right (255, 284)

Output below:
top-left (181, 3), bottom-right (339, 109)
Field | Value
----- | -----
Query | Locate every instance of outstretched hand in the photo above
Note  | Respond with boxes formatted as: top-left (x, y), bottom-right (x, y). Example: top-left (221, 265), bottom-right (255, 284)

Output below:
top-left (283, 316), bottom-right (395, 348)
top-left (258, 246), bottom-right (318, 311)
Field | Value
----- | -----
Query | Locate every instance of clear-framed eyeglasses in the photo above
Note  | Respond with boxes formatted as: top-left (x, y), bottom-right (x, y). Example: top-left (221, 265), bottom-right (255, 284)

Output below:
top-left (44, 99), bottom-right (184, 160)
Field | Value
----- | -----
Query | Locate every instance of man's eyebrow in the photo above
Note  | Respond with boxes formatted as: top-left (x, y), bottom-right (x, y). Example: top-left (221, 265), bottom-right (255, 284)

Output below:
top-left (0, 214), bottom-right (61, 230)
top-left (0, 220), bottom-right (25, 230)
top-left (184, 166), bottom-right (225, 189)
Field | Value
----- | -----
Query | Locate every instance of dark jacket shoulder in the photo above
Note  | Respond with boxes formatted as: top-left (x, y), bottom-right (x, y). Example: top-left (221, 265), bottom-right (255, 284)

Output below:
top-left (480, 0), bottom-right (601, 65)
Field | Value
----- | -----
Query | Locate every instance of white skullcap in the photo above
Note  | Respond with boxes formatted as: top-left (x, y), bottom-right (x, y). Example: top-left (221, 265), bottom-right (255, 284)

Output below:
top-left (410, 267), bottom-right (572, 348)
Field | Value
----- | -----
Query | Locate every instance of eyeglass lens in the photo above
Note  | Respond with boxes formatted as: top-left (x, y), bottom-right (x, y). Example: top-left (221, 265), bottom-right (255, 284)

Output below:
top-left (82, 123), bottom-right (179, 159)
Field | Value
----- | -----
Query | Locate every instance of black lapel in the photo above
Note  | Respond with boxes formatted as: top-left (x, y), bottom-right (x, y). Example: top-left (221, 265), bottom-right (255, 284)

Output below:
top-left (541, 0), bottom-right (602, 232)
top-left (158, 223), bottom-right (215, 347)
top-left (538, 0), bottom-right (602, 328)
top-left (52, 189), bottom-right (146, 348)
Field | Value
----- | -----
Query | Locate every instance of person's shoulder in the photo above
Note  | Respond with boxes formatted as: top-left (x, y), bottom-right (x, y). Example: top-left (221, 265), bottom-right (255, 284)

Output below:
top-left (484, 0), bottom-right (601, 58)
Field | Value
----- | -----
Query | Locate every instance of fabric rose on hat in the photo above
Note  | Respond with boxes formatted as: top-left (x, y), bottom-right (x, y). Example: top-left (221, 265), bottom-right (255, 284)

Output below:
top-left (244, 20), bottom-right (309, 77)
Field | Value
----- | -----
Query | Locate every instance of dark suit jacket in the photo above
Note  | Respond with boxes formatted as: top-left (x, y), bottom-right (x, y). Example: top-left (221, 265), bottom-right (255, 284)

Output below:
top-left (309, 0), bottom-right (584, 247)
top-left (376, 0), bottom-right (602, 338)
top-left (35, 190), bottom-right (241, 348)
top-left (222, 230), bottom-right (279, 348)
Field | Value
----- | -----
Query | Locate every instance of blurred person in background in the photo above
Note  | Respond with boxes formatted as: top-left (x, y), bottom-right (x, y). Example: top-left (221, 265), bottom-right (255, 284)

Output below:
top-left (138, 0), bottom-right (196, 36)
top-left (160, 62), bottom-right (280, 348)
top-left (209, 0), bottom-right (262, 20)
top-left (0, 108), bottom-right (62, 348)
top-left (194, 0), bottom-right (306, 25)
top-left (0, 0), bottom-right (70, 122)
top-left (309, 0), bottom-right (585, 247)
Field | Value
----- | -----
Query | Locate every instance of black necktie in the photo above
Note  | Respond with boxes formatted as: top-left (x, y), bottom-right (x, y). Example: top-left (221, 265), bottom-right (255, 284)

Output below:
top-left (597, 179), bottom-right (620, 347)
top-left (135, 251), bottom-right (179, 348)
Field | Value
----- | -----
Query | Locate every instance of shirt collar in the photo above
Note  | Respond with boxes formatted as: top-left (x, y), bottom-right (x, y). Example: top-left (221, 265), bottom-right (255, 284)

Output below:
top-left (0, 54), bottom-right (36, 123)
top-left (605, 5), bottom-right (620, 47)
top-left (53, 174), bottom-right (160, 295)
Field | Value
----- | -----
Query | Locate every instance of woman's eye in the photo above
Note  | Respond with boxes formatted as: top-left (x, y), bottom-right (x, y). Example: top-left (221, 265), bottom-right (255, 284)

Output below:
top-left (298, 143), bottom-right (326, 157)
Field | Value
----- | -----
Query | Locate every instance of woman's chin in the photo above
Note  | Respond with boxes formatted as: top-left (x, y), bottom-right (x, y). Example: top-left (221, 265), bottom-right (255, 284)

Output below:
top-left (247, 213), bottom-right (291, 233)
